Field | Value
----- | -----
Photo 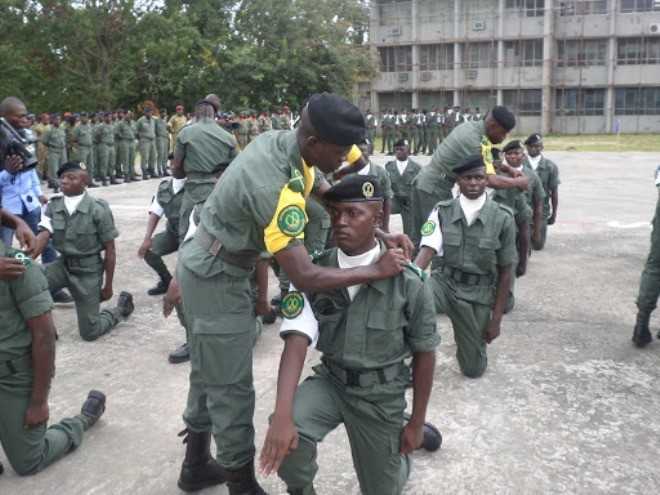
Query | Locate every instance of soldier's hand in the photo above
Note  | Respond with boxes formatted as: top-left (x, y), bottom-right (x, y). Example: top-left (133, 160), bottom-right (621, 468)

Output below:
top-left (0, 257), bottom-right (27, 280)
top-left (24, 401), bottom-right (49, 429)
top-left (100, 285), bottom-right (113, 302)
top-left (163, 278), bottom-right (181, 318)
top-left (516, 262), bottom-right (527, 278)
top-left (400, 422), bottom-right (424, 455)
top-left (548, 215), bottom-right (556, 226)
top-left (485, 319), bottom-right (501, 344)
top-left (375, 248), bottom-right (407, 279)
top-left (137, 238), bottom-right (152, 258)
top-left (382, 232), bottom-right (415, 260)
top-left (260, 414), bottom-right (299, 476)
top-left (255, 298), bottom-right (273, 317)
top-left (14, 222), bottom-right (38, 258)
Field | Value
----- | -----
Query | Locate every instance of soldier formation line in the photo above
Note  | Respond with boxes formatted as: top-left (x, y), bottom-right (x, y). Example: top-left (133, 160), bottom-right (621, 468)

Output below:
top-left (3, 90), bottom-right (653, 495)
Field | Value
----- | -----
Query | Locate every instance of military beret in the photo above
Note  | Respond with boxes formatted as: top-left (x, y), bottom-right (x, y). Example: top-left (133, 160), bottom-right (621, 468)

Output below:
top-left (525, 133), bottom-right (542, 145)
top-left (503, 140), bottom-right (523, 153)
top-left (453, 155), bottom-right (485, 176)
top-left (57, 161), bottom-right (87, 177)
top-left (490, 106), bottom-right (516, 131)
top-left (306, 93), bottom-right (366, 146)
top-left (324, 174), bottom-right (383, 203)
top-left (393, 139), bottom-right (409, 148)
top-left (80, 112), bottom-right (88, 117)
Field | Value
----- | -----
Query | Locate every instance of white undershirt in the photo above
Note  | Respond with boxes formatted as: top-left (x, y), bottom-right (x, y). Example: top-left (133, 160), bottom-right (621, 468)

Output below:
top-left (358, 163), bottom-right (371, 176)
top-left (64, 192), bottom-right (86, 216)
top-left (458, 192), bottom-right (487, 226)
top-left (527, 154), bottom-right (542, 171)
top-left (396, 159), bottom-right (408, 176)
top-left (337, 241), bottom-right (380, 301)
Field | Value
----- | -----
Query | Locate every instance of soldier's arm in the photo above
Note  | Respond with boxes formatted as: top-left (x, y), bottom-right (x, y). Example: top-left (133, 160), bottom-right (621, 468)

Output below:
top-left (255, 257), bottom-right (272, 316)
top-left (170, 137), bottom-right (185, 178)
top-left (414, 208), bottom-right (443, 270)
top-left (516, 220), bottom-right (529, 277)
top-left (25, 312), bottom-right (56, 428)
top-left (487, 173), bottom-right (528, 191)
top-left (487, 263), bottom-right (512, 344)
top-left (532, 183), bottom-right (544, 245)
top-left (549, 188), bottom-right (559, 224)
top-left (101, 240), bottom-right (116, 301)
top-left (1, 209), bottom-right (37, 256)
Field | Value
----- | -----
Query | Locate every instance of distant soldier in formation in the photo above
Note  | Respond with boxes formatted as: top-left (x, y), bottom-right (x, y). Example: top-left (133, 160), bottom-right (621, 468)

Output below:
top-left (41, 114), bottom-right (67, 191)
top-left (71, 112), bottom-right (98, 187)
top-left (381, 110), bottom-right (395, 155)
top-left (94, 112), bottom-right (118, 186)
top-left (385, 139), bottom-right (421, 239)
top-left (258, 111), bottom-right (272, 134)
top-left (115, 110), bottom-right (137, 182)
top-left (167, 105), bottom-right (188, 153)
top-left (155, 109), bottom-right (170, 177)
top-left (365, 109), bottom-right (377, 153)
top-left (137, 106), bottom-right (157, 179)
top-left (32, 113), bottom-right (50, 180)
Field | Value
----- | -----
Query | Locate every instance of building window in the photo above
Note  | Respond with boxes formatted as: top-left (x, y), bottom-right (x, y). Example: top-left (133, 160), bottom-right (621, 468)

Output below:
top-left (418, 0), bottom-right (455, 23)
top-left (620, 0), bottom-right (660, 13)
top-left (559, 1), bottom-right (608, 15)
top-left (504, 40), bottom-right (543, 67)
top-left (419, 44), bottom-right (455, 70)
top-left (555, 88), bottom-right (606, 116)
top-left (503, 89), bottom-right (542, 116)
top-left (615, 87), bottom-right (660, 114)
top-left (379, 46), bottom-right (413, 72)
top-left (462, 42), bottom-right (497, 69)
top-left (557, 39), bottom-right (608, 66)
top-left (505, 0), bottom-right (545, 17)
top-left (617, 38), bottom-right (660, 65)
top-left (377, 0), bottom-right (413, 26)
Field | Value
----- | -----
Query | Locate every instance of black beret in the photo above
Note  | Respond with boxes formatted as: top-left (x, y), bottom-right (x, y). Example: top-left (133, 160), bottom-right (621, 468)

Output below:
top-left (306, 93), bottom-right (366, 146)
top-left (525, 133), bottom-right (542, 145)
top-left (324, 174), bottom-right (383, 203)
top-left (394, 139), bottom-right (409, 148)
top-left (502, 140), bottom-right (523, 153)
top-left (453, 155), bottom-right (485, 176)
top-left (57, 160), bottom-right (87, 177)
top-left (491, 106), bottom-right (516, 131)
top-left (80, 112), bottom-right (88, 117)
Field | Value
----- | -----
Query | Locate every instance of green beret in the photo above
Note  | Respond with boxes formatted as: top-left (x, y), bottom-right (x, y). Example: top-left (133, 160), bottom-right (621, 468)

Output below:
top-left (324, 174), bottom-right (383, 203)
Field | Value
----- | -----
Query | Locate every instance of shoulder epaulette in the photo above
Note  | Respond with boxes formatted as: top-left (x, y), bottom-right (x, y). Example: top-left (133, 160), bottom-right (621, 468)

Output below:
top-left (496, 202), bottom-right (515, 216)
top-left (436, 199), bottom-right (454, 207)
top-left (49, 193), bottom-right (64, 202)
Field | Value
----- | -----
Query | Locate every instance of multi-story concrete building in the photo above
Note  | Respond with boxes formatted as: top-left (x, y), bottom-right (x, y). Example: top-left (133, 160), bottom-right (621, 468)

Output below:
top-left (365, 0), bottom-right (660, 134)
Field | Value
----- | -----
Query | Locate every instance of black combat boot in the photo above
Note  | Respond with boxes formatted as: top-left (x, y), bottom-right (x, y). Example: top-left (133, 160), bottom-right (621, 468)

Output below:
top-left (177, 429), bottom-right (226, 492)
top-left (224, 459), bottom-right (267, 495)
top-left (117, 291), bottom-right (135, 318)
top-left (632, 311), bottom-right (652, 348)
top-left (81, 390), bottom-right (106, 428)
top-left (110, 176), bottom-right (120, 185)
top-left (147, 278), bottom-right (170, 296)
top-left (169, 343), bottom-right (190, 364)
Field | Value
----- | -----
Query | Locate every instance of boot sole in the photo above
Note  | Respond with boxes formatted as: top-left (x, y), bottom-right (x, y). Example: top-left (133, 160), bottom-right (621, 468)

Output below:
top-left (177, 478), bottom-right (225, 492)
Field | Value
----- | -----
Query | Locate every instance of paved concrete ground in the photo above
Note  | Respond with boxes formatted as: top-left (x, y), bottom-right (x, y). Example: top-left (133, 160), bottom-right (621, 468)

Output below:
top-left (2, 151), bottom-right (660, 494)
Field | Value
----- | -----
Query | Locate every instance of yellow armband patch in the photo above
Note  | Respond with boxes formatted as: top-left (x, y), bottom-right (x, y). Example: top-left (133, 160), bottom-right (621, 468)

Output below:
top-left (346, 144), bottom-right (362, 165)
top-left (481, 137), bottom-right (496, 175)
top-left (264, 185), bottom-right (308, 255)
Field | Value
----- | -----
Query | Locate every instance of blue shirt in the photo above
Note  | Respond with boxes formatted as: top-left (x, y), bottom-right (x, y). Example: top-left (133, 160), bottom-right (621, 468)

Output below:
top-left (0, 169), bottom-right (43, 214)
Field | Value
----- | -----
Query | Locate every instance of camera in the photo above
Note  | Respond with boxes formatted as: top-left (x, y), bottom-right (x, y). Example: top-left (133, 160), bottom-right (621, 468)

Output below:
top-left (0, 117), bottom-right (38, 171)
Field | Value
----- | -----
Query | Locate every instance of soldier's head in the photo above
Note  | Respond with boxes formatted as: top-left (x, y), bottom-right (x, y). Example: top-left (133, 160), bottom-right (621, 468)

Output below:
top-left (485, 106), bottom-right (515, 144)
top-left (204, 94), bottom-right (221, 113)
top-left (126, 111), bottom-right (134, 121)
top-left (525, 133), bottom-right (543, 157)
top-left (394, 139), bottom-right (409, 161)
top-left (39, 112), bottom-right (50, 125)
top-left (51, 114), bottom-right (61, 127)
top-left (195, 99), bottom-right (217, 120)
top-left (103, 112), bottom-right (112, 123)
top-left (503, 140), bottom-right (524, 168)
top-left (80, 112), bottom-right (89, 124)
top-left (57, 161), bottom-right (89, 196)
top-left (0, 96), bottom-right (27, 129)
top-left (144, 106), bottom-right (153, 118)
top-left (176, 104), bottom-right (184, 116)
top-left (298, 93), bottom-right (365, 174)
top-left (325, 175), bottom-right (383, 256)
top-left (455, 155), bottom-right (487, 200)
top-left (116, 109), bottom-right (125, 120)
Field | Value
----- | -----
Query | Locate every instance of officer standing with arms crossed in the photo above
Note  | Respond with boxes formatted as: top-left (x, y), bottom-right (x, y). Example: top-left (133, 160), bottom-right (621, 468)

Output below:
top-left (0, 236), bottom-right (106, 476)
top-left (409, 106), bottom-right (528, 248)
top-left (169, 93), bottom-right (411, 494)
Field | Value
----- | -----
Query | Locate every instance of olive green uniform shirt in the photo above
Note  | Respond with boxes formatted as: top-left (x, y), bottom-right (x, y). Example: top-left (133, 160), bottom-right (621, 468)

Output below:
top-left (95, 123), bottom-right (115, 145)
top-left (115, 120), bottom-right (135, 141)
top-left (385, 159), bottom-right (422, 201)
top-left (526, 156), bottom-right (560, 218)
top-left (136, 116), bottom-right (156, 140)
top-left (155, 179), bottom-right (184, 235)
top-left (41, 126), bottom-right (67, 150)
top-left (72, 124), bottom-right (94, 147)
top-left (0, 244), bottom-right (53, 362)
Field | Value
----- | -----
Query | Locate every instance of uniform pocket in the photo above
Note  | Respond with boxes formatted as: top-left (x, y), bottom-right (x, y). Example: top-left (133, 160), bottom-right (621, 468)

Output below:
top-left (476, 238), bottom-right (499, 271)
top-left (366, 309), bottom-right (406, 360)
top-left (76, 223), bottom-right (99, 251)
top-left (441, 232), bottom-right (462, 266)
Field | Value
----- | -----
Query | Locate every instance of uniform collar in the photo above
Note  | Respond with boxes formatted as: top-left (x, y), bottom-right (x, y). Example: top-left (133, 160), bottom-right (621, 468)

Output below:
top-left (449, 194), bottom-right (492, 225)
top-left (328, 240), bottom-right (389, 295)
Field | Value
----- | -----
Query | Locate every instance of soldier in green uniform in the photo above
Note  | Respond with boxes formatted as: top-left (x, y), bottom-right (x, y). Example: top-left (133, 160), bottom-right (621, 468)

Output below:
top-left (41, 113), bottom-right (67, 191)
top-left (155, 110), bottom-right (170, 177)
top-left (381, 110), bottom-right (395, 155)
top-left (170, 95), bottom-right (238, 242)
top-left (271, 110), bottom-right (281, 130)
top-left (426, 108), bottom-right (442, 155)
top-left (524, 134), bottom-right (560, 250)
top-left (34, 161), bottom-right (135, 341)
top-left (63, 114), bottom-right (77, 161)
top-left (504, 140), bottom-right (545, 249)
top-left (279, 107), bottom-right (292, 130)
top-left (414, 155), bottom-right (517, 378)
top-left (258, 111), bottom-right (272, 134)
top-left (0, 239), bottom-right (107, 476)
top-left (115, 110), bottom-right (137, 182)
top-left (409, 106), bottom-right (528, 248)
top-left (71, 112), bottom-right (99, 188)
top-left (138, 177), bottom-right (185, 295)
top-left (248, 112), bottom-right (260, 144)
top-left (492, 143), bottom-right (532, 312)
top-left (632, 166), bottom-right (660, 348)
top-left (260, 174), bottom-right (441, 495)
top-left (237, 113), bottom-right (250, 150)
top-left (94, 112), bottom-right (119, 186)
top-left (364, 109), bottom-right (377, 153)
top-left (137, 106), bottom-right (157, 179)
top-left (170, 93), bottom-right (411, 494)
top-left (385, 139), bottom-right (422, 239)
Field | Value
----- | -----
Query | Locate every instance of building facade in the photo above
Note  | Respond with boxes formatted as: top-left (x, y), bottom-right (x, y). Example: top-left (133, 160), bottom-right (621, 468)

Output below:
top-left (367, 0), bottom-right (660, 134)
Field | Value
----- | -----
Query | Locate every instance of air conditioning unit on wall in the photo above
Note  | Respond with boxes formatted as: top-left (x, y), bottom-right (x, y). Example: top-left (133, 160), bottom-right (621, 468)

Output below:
top-left (391, 26), bottom-right (401, 36)
top-left (420, 71), bottom-right (433, 82)
top-left (465, 70), bottom-right (478, 80)
top-left (472, 20), bottom-right (486, 31)
top-left (650, 23), bottom-right (660, 34)
top-left (398, 72), bottom-right (409, 82)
